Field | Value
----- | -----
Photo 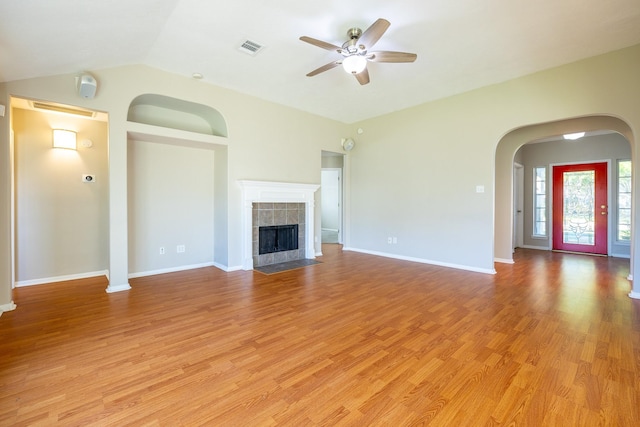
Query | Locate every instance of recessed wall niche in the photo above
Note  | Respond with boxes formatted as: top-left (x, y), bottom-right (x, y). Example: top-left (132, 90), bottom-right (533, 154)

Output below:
top-left (127, 94), bottom-right (228, 137)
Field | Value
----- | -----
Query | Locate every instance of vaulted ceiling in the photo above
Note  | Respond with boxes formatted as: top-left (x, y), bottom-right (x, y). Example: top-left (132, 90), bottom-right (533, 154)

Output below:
top-left (1, 0), bottom-right (639, 123)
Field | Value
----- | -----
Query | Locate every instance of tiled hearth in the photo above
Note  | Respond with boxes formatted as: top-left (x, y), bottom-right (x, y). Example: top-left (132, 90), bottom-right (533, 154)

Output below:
top-left (239, 180), bottom-right (319, 270)
top-left (253, 203), bottom-right (305, 267)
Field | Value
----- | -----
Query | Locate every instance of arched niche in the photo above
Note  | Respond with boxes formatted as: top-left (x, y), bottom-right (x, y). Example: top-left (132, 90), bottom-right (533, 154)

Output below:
top-left (494, 115), bottom-right (634, 264)
top-left (127, 94), bottom-right (228, 137)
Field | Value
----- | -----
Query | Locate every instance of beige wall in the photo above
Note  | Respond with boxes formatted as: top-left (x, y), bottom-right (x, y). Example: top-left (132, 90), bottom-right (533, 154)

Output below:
top-left (128, 139), bottom-right (216, 275)
top-left (13, 108), bottom-right (108, 283)
top-left (0, 84), bottom-right (13, 311)
top-left (349, 45), bottom-right (639, 276)
top-left (0, 64), bottom-right (349, 302)
top-left (1, 44), bottom-right (640, 309)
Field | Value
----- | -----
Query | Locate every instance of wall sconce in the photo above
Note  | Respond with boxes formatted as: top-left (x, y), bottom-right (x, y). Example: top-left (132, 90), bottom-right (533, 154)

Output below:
top-left (53, 129), bottom-right (77, 150)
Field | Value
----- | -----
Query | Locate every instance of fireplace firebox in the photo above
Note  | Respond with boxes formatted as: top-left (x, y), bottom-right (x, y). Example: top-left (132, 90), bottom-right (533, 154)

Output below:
top-left (259, 224), bottom-right (299, 255)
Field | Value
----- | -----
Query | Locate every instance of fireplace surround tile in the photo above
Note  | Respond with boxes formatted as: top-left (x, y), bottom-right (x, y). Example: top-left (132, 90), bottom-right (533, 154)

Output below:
top-left (252, 202), bottom-right (306, 267)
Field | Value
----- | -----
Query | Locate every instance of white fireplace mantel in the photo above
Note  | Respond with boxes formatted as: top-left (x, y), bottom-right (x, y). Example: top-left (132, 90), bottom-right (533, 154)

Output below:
top-left (238, 180), bottom-right (320, 270)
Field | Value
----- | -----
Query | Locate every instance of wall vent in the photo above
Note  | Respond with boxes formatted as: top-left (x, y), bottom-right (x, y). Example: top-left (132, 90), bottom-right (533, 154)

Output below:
top-left (238, 39), bottom-right (264, 56)
top-left (31, 101), bottom-right (95, 118)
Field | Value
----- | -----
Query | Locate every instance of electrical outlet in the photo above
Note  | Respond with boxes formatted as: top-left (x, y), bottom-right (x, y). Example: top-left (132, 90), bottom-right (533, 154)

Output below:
top-left (177, 245), bottom-right (185, 253)
top-left (392, 237), bottom-right (397, 244)
top-left (159, 246), bottom-right (165, 255)
top-left (387, 237), bottom-right (392, 244)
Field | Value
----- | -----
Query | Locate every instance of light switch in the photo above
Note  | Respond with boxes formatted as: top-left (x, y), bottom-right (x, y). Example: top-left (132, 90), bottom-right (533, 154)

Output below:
top-left (476, 185), bottom-right (485, 193)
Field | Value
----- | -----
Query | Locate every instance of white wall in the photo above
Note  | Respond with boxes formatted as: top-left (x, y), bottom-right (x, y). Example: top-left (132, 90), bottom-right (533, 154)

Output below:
top-left (13, 108), bottom-right (108, 283)
top-left (127, 139), bottom-right (215, 275)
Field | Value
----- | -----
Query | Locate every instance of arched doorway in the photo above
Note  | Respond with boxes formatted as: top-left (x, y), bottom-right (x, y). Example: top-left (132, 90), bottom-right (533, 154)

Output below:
top-left (494, 115), bottom-right (636, 290)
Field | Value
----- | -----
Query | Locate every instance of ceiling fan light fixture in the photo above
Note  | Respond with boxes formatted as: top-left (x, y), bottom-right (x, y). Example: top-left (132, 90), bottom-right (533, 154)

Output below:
top-left (342, 55), bottom-right (367, 74)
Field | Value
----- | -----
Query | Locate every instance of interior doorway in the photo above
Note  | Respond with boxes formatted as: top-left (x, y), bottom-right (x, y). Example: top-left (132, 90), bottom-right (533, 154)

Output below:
top-left (10, 97), bottom-right (109, 288)
top-left (321, 151), bottom-right (344, 245)
top-left (321, 168), bottom-right (342, 244)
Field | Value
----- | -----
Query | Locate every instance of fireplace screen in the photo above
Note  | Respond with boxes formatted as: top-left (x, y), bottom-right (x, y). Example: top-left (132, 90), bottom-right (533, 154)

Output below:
top-left (259, 224), bottom-right (299, 255)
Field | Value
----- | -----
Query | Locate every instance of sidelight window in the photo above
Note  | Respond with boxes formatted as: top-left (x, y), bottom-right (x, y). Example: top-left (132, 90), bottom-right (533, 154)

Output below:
top-left (617, 160), bottom-right (632, 242)
top-left (533, 167), bottom-right (547, 237)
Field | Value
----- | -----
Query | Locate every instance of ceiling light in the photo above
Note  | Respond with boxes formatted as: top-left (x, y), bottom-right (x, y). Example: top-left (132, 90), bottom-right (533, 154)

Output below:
top-left (342, 55), bottom-right (367, 74)
top-left (53, 129), bottom-right (77, 150)
top-left (563, 132), bottom-right (585, 140)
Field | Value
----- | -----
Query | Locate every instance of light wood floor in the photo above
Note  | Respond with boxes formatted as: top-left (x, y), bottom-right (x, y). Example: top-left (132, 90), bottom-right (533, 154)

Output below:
top-left (1, 246), bottom-right (639, 426)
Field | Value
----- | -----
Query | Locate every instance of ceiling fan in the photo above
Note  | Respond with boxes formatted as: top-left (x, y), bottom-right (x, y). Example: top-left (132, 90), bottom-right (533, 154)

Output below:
top-left (299, 18), bottom-right (417, 85)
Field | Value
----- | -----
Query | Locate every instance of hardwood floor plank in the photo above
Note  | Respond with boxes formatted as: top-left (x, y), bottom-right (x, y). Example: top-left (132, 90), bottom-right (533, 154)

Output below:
top-left (1, 246), bottom-right (639, 425)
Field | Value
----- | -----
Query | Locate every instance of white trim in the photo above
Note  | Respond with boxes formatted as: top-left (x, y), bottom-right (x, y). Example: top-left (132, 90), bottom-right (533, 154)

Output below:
top-left (629, 291), bottom-right (640, 299)
top-left (321, 167), bottom-right (343, 244)
top-left (15, 270), bottom-right (108, 287)
top-left (520, 244), bottom-right (551, 251)
top-left (105, 283), bottom-right (131, 293)
top-left (343, 247), bottom-right (497, 275)
top-left (495, 258), bottom-right (514, 264)
top-left (316, 251), bottom-right (323, 257)
top-left (128, 262), bottom-right (218, 279)
top-left (610, 252), bottom-right (631, 259)
top-left (214, 262), bottom-right (243, 272)
top-left (0, 301), bottom-right (17, 316)
top-left (238, 180), bottom-right (320, 270)
top-left (627, 274), bottom-right (633, 281)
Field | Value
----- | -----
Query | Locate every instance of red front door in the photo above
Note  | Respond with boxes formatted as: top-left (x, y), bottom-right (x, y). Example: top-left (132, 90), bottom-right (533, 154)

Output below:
top-left (552, 162), bottom-right (608, 254)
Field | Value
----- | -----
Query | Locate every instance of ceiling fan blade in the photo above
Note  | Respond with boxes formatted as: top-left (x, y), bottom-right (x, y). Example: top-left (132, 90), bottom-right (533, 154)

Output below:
top-left (368, 51), bottom-right (417, 63)
top-left (354, 68), bottom-right (370, 85)
top-left (357, 18), bottom-right (390, 50)
top-left (299, 36), bottom-right (342, 52)
top-left (306, 61), bottom-right (342, 77)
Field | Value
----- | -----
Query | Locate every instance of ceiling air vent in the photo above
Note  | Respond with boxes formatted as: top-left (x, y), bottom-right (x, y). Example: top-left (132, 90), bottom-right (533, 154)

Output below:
top-left (238, 39), bottom-right (264, 56)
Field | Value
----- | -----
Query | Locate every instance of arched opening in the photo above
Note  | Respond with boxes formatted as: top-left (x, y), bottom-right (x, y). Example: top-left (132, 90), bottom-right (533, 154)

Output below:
top-left (495, 115), bottom-right (635, 273)
top-left (127, 94), bottom-right (228, 138)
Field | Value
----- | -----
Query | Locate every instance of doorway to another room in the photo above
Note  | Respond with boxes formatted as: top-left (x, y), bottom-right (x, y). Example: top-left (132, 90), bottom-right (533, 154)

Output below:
top-left (321, 151), bottom-right (344, 245)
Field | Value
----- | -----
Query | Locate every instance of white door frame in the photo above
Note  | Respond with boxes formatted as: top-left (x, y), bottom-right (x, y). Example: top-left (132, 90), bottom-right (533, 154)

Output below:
top-left (321, 168), bottom-right (343, 244)
top-left (513, 162), bottom-right (524, 251)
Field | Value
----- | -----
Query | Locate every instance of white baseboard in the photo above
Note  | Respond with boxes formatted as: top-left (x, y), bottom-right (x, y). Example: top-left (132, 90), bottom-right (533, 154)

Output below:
top-left (342, 247), bottom-right (496, 275)
top-left (105, 283), bottom-right (131, 293)
top-left (211, 261), bottom-right (243, 272)
top-left (519, 245), bottom-right (551, 251)
top-left (0, 301), bottom-right (17, 316)
top-left (494, 258), bottom-right (514, 264)
top-left (128, 262), bottom-right (217, 279)
top-left (629, 290), bottom-right (640, 299)
top-left (15, 270), bottom-right (108, 288)
top-left (610, 253), bottom-right (631, 259)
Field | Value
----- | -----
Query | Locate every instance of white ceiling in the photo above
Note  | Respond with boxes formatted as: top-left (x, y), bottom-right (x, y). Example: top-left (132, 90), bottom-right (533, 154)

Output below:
top-left (1, 0), bottom-right (639, 123)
